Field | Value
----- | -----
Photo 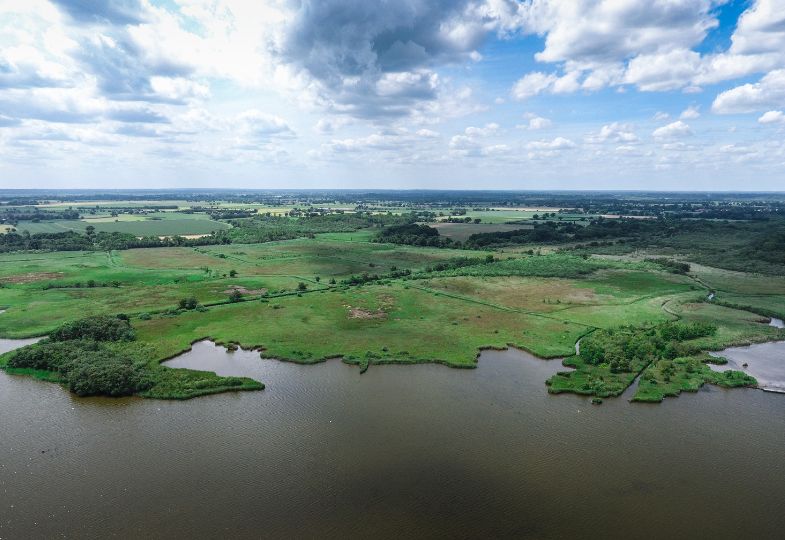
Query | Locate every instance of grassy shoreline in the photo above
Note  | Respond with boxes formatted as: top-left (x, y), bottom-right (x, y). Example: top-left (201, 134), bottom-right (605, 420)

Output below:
top-left (2, 238), bottom-right (783, 401)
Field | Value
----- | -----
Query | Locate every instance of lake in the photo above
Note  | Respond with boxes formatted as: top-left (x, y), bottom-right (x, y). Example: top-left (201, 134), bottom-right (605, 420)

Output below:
top-left (2, 340), bottom-right (785, 538)
top-left (710, 339), bottom-right (785, 393)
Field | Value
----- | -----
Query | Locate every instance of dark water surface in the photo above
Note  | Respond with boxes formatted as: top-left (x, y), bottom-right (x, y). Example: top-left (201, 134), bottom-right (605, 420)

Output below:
top-left (3, 340), bottom-right (785, 539)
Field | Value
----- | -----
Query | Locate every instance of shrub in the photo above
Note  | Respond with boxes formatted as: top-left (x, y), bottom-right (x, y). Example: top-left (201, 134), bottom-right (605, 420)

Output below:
top-left (50, 315), bottom-right (135, 342)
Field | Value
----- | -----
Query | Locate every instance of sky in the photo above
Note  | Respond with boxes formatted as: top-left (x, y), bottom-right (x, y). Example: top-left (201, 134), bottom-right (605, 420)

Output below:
top-left (1, 0), bottom-right (784, 190)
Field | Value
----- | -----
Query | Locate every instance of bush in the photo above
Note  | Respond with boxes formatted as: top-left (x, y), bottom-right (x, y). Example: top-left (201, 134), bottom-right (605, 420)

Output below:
top-left (50, 315), bottom-right (135, 342)
top-left (67, 354), bottom-right (151, 397)
top-left (178, 297), bottom-right (199, 310)
top-left (8, 340), bottom-right (151, 397)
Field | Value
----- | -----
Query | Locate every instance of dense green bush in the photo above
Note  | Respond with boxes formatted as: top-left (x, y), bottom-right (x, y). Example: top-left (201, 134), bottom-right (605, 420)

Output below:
top-left (8, 340), bottom-right (151, 397)
top-left (645, 258), bottom-right (690, 274)
top-left (50, 315), bottom-right (135, 342)
top-left (66, 353), bottom-right (150, 397)
top-left (579, 322), bottom-right (717, 373)
top-left (374, 223), bottom-right (452, 247)
top-left (6, 316), bottom-right (151, 396)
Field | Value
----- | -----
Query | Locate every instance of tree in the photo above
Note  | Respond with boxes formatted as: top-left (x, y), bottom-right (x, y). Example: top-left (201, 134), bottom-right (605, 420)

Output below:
top-left (229, 269), bottom-right (237, 277)
top-left (229, 290), bottom-right (243, 302)
top-left (85, 225), bottom-right (96, 237)
top-left (315, 276), bottom-right (320, 282)
top-left (297, 282), bottom-right (307, 291)
top-left (179, 297), bottom-right (199, 310)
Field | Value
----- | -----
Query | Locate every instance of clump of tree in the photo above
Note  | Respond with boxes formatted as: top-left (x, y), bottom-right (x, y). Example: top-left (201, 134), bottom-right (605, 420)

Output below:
top-left (50, 314), bottom-right (135, 342)
top-left (645, 258), bottom-right (690, 274)
top-left (7, 315), bottom-right (150, 397)
top-left (374, 223), bottom-right (453, 247)
top-left (178, 297), bottom-right (200, 310)
top-left (0, 229), bottom-right (230, 254)
top-left (578, 322), bottom-right (717, 373)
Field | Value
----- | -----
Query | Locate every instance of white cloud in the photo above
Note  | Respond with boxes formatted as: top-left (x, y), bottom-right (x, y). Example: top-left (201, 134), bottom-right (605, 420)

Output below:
top-left (464, 123), bottom-right (500, 137)
top-left (521, 114), bottom-right (552, 130)
top-left (149, 77), bottom-right (209, 102)
top-left (624, 49), bottom-right (702, 92)
top-left (506, 0), bottom-right (785, 100)
top-left (511, 72), bottom-right (558, 100)
top-left (680, 105), bottom-right (700, 120)
top-left (416, 128), bottom-right (440, 138)
top-left (526, 137), bottom-right (576, 150)
top-left (587, 122), bottom-right (639, 144)
top-left (652, 120), bottom-right (693, 139)
top-left (712, 69), bottom-right (785, 113)
top-left (314, 117), bottom-right (351, 134)
top-left (758, 110), bottom-right (785, 124)
top-left (237, 110), bottom-right (295, 139)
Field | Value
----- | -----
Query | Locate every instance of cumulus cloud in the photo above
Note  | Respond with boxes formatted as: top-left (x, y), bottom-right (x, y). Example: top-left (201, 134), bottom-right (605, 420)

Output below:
top-left (416, 128), bottom-right (440, 138)
top-left (449, 122), bottom-right (505, 156)
top-left (519, 114), bottom-right (552, 130)
top-left (275, 0), bottom-right (500, 118)
top-left (587, 122), bottom-right (639, 144)
top-left (526, 137), bottom-right (575, 150)
top-left (758, 110), bottom-right (785, 124)
top-left (464, 123), bottom-right (500, 137)
top-left (238, 110), bottom-right (296, 139)
top-left (712, 69), bottom-right (785, 113)
top-left (652, 120), bottom-right (693, 139)
top-left (624, 49), bottom-right (702, 92)
top-left (506, 0), bottom-right (785, 102)
top-left (520, 0), bottom-right (717, 65)
top-left (0, 45), bottom-right (74, 89)
top-left (511, 70), bottom-right (581, 100)
top-left (680, 105), bottom-right (700, 120)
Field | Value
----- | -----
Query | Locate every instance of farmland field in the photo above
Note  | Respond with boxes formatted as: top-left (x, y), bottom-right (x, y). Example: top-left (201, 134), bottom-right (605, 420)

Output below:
top-left (12, 215), bottom-right (230, 236)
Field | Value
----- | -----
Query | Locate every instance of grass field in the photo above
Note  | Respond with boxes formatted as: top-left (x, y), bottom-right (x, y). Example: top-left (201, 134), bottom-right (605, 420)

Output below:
top-left (1, 229), bottom-right (782, 400)
top-left (430, 222), bottom-right (532, 241)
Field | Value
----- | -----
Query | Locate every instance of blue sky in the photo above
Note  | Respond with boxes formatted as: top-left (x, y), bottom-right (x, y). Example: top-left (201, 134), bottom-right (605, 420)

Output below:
top-left (1, 0), bottom-right (784, 190)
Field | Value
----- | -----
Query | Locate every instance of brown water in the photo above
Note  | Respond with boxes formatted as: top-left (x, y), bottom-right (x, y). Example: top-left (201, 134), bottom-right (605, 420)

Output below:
top-left (710, 340), bottom-right (785, 393)
top-left (2, 340), bottom-right (785, 539)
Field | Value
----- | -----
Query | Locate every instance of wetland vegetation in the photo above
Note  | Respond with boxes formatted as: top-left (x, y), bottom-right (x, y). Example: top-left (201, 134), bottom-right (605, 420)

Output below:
top-left (1, 189), bottom-right (784, 402)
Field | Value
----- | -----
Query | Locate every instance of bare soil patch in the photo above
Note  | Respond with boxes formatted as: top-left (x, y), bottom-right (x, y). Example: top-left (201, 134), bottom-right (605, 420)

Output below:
top-left (222, 285), bottom-right (268, 295)
top-left (347, 307), bottom-right (387, 320)
top-left (3, 272), bottom-right (64, 284)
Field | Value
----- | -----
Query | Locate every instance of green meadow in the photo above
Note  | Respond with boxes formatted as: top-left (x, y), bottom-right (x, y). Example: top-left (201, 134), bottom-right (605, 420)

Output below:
top-left (1, 228), bottom-right (782, 400)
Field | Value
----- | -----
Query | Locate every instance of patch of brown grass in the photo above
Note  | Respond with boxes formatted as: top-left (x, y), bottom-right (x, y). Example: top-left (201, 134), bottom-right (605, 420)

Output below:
top-left (347, 307), bottom-right (387, 320)
top-left (3, 272), bottom-right (63, 284)
top-left (222, 285), bottom-right (268, 295)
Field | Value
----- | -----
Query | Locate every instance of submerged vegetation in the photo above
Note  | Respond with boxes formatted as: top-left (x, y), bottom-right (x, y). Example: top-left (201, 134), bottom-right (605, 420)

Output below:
top-left (1, 189), bottom-right (784, 401)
